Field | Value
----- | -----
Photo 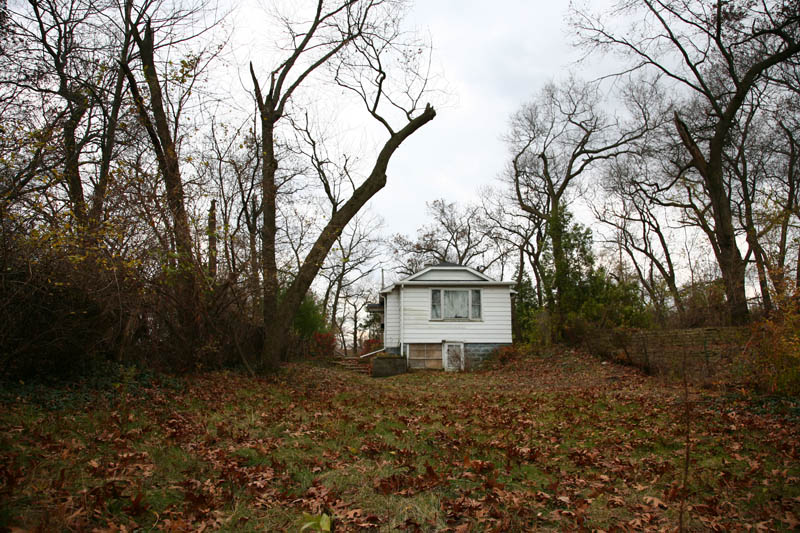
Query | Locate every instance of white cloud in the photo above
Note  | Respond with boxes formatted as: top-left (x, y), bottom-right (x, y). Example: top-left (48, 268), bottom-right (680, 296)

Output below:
top-left (372, 1), bottom-right (581, 235)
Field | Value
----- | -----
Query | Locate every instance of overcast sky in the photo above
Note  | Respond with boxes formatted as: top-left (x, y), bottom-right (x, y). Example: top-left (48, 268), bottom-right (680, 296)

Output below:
top-left (230, 1), bottom-right (612, 245)
top-left (372, 1), bottom-right (586, 237)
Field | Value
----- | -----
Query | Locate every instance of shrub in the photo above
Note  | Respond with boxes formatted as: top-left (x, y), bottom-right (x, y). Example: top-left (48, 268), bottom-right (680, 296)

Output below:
top-left (583, 326), bottom-right (633, 363)
top-left (293, 294), bottom-right (328, 340)
top-left (680, 278), bottom-right (728, 327)
top-left (360, 338), bottom-right (382, 356)
top-left (562, 312), bottom-right (590, 346)
top-left (488, 345), bottom-right (525, 367)
top-left (308, 332), bottom-right (336, 359)
top-left (744, 297), bottom-right (800, 395)
top-left (0, 231), bottom-right (120, 381)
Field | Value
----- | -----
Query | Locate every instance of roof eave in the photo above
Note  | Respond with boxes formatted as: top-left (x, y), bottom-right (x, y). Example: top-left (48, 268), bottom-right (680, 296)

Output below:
top-left (381, 280), bottom-right (515, 293)
top-left (402, 264), bottom-right (494, 283)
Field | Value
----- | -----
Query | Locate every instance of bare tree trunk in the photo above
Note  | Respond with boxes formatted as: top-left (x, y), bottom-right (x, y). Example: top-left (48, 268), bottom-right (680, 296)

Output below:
top-left (337, 315), bottom-right (347, 356)
top-left (796, 247), bottom-right (800, 290)
top-left (262, 106), bottom-right (436, 367)
top-left (529, 249), bottom-right (544, 308)
top-left (329, 274), bottom-right (344, 329)
top-left (63, 103), bottom-right (88, 224)
top-left (545, 201), bottom-right (570, 339)
top-left (772, 122), bottom-right (798, 299)
top-left (322, 279), bottom-right (334, 323)
top-left (247, 222), bottom-right (260, 319)
top-left (747, 232), bottom-right (773, 314)
top-left (124, 19), bottom-right (199, 360)
top-left (89, 15), bottom-right (132, 230)
top-left (675, 114), bottom-right (750, 324)
top-left (208, 199), bottom-right (217, 281)
top-left (713, 204), bottom-right (750, 325)
top-left (251, 83), bottom-right (280, 368)
top-left (132, 24), bottom-right (193, 267)
top-left (352, 302), bottom-right (358, 355)
top-left (512, 247), bottom-right (524, 342)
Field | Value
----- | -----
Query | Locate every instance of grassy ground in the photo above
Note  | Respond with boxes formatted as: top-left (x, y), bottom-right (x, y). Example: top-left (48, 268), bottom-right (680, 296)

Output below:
top-left (1, 350), bottom-right (798, 532)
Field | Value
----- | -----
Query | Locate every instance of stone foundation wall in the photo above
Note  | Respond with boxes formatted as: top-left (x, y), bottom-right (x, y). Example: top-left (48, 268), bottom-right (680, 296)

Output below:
top-left (385, 342), bottom-right (512, 371)
top-left (464, 343), bottom-right (510, 370)
top-left (371, 355), bottom-right (407, 377)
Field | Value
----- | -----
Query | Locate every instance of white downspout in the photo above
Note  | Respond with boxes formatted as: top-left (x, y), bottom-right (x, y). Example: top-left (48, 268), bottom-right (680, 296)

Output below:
top-left (399, 283), bottom-right (405, 360)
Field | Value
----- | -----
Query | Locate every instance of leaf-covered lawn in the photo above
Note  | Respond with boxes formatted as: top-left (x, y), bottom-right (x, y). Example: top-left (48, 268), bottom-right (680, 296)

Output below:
top-left (1, 351), bottom-right (799, 531)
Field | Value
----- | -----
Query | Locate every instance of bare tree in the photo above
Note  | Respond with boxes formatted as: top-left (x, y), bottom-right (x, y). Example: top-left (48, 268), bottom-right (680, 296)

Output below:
top-left (249, 0), bottom-right (435, 369)
top-left (0, 0), bottom-right (139, 232)
top-left (482, 187), bottom-right (548, 305)
top-left (726, 88), bottom-right (777, 313)
top-left (120, 0), bottom-right (222, 359)
top-left (347, 282), bottom-right (374, 355)
top-left (595, 153), bottom-right (686, 323)
top-left (215, 119), bottom-right (267, 312)
top-left (391, 199), bottom-right (502, 276)
top-left (770, 56), bottom-right (800, 289)
top-left (573, 0), bottom-right (800, 324)
top-left (319, 210), bottom-right (382, 329)
top-left (508, 76), bottom-right (650, 326)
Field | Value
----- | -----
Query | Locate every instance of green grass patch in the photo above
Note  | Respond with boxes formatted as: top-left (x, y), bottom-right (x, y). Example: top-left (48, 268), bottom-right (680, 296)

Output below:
top-left (1, 350), bottom-right (799, 531)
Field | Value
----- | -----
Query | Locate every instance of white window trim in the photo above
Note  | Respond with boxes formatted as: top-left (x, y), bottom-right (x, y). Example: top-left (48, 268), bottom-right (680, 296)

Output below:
top-left (430, 288), bottom-right (482, 321)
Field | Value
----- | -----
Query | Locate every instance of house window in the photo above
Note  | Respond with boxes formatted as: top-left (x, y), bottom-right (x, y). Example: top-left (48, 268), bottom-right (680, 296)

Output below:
top-left (431, 289), bottom-right (481, 320)
top-left (444, 290), bottom-right (469, 319)
top-left (431, 289), bottom-right (442, 319)
top-left (471, 289), bottom-right (481, 319)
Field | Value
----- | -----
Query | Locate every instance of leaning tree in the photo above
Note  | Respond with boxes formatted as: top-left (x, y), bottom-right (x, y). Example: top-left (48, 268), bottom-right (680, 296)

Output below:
top-left (248, 0), bottom-right (436, 370)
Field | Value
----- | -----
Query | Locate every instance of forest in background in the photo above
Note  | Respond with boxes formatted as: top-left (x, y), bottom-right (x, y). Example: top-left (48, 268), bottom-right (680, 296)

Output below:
top-left (1, 0), bottom-right (799, 394)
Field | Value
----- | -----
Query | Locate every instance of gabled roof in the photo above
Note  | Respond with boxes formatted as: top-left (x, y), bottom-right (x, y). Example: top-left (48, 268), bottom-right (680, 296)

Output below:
top-left (380, 262), bottom-right (514, 293)
top-left (403, 262), bottom-right (493, 283)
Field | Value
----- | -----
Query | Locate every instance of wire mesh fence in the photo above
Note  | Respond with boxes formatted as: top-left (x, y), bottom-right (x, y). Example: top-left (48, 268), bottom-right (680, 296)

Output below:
top-left (586, 327), bottom-right (750, 385)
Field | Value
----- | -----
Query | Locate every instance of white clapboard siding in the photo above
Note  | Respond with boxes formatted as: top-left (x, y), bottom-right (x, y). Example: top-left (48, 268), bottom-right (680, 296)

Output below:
top-left (384, 291), bottom-right (401, 347)
top-left (401, 286), bottom-right (512, 344)
top-left (411, 269), bottom-right (485, 282)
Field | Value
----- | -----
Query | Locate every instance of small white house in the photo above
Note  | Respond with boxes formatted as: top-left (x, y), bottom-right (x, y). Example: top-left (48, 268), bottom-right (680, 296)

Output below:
top-left (372, 262), bottom-right (514, 371)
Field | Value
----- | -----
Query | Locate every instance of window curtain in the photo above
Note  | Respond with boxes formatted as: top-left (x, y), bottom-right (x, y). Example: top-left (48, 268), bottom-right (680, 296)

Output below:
top-left (444, 290), bottom-right (469, 318)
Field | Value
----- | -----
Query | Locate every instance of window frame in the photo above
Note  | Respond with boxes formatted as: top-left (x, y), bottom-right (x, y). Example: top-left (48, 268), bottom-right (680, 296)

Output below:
top-left (430, 288), bottom-right (482, 321)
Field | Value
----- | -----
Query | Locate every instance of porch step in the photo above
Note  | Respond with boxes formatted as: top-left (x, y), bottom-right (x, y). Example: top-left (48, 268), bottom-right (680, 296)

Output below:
top-left (333, 357), bottom-right (371, 375)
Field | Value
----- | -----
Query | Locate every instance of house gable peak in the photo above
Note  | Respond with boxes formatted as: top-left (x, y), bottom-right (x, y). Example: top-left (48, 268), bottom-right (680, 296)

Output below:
top-left (403, 263), bottom-right (493, 283)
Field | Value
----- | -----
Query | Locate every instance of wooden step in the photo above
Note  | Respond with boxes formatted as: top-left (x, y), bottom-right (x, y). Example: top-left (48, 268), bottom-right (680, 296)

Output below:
top-left (334, 358), bottom-right (371, 374)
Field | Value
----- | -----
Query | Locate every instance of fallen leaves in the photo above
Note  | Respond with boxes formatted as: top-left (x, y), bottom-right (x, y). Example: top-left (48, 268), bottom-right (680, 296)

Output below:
top-left (375, 463), bottom-right (441, 496)
top-left (1, 350), bottom-right (799, 531)
top-left (642, 495), bottom-right (667, 509)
